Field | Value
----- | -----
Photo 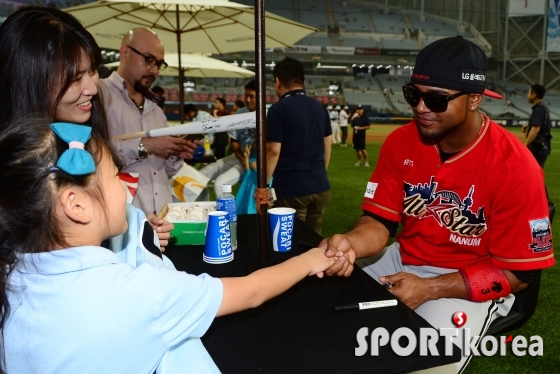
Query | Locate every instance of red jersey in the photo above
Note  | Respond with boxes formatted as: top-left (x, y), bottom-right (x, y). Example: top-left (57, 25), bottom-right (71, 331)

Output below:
top-left (362, 115), bottom-right (554, 271)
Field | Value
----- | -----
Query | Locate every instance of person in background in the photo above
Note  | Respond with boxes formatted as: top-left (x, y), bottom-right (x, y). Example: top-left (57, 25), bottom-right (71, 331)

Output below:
top-left (184, 103), bottom-right (213, 122)
top-left (329, 105), bottom-right (340, 144)
top-left (232, 99), bottom-right (245, 113)
top-left (99, 28), bottom-right (196, 216)
top-left (198, 80), bottom-right (257, 200)
top-left (523, 83), bottom-right (552, 168)
top-left (338, 105), bottom-right (349, 146)
top-left (267, 57), bottom-right (332, 235)
top-left (212, 97), bottom-right (228, 117)
top-left (322, 36), bottom-right (554, 373)
top-left (236, 143), bottom-right (258, 214)
top-left (211, 96), bottom-right (229, 158)
top-left (351, 105), bottom-right (370, 167)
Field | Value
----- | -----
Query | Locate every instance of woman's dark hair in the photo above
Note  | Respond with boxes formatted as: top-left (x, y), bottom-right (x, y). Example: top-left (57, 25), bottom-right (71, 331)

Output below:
top-left (0, 6), bottom-right (110, 141)
top-left (215, 97), bottom-right (226, 106)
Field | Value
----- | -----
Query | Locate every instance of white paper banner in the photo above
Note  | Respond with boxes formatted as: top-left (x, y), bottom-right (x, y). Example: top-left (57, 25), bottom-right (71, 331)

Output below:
top-left (547, 0), bottom-right (560, 52)
top-left (325, 46), bottom-right (356, 55)
top-left (508, 0), bottom-right (546, 16)
top-left (281, 45), bottom-right (322, 53)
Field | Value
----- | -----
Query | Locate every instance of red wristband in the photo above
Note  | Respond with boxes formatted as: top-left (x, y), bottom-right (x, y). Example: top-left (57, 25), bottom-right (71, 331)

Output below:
top-left (459, 263), bottom-right (511, 302)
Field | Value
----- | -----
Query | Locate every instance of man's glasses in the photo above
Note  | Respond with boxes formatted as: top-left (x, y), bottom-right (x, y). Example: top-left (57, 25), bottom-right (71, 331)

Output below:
top-left (127, 45), bottom-right (168, 72)
top-left (402, 84), bottom-right (470, 113)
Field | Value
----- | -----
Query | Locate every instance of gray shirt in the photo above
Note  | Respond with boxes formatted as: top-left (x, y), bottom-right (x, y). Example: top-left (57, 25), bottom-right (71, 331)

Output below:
top-left (99, 72), bottom-right (184, 215)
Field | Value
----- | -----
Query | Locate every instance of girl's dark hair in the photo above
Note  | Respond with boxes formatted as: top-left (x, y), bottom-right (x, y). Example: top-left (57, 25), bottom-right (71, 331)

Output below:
top-left (0, 6), bottom-right (110, 141)
top-left (0, 115), bottom-right (110, 370)
top-left (0, 8), bottom-right (120, 370)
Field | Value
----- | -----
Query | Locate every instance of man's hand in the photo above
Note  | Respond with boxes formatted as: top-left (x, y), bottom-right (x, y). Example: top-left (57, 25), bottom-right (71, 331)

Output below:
top-left (379, 272), bottom-right (433, 310)
top-left (521, 124), bottom-right (528, 134)
top-left (319, 234), bottom-right (357, 277)
top-left (146, 214), bottom-right (174, 252)
top-left (141, 136), bottom-right (198, 159)
top-left (178, 138), bottom-right (201, 160)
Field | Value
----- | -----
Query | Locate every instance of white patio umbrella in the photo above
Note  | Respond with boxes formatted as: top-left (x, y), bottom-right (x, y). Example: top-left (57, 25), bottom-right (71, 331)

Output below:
top-left (65, 0), bottom-right (315, 121)
top-left (64, 0), bottom-right (316, 55)
top-left (105, 52), bottom-right (255, 78)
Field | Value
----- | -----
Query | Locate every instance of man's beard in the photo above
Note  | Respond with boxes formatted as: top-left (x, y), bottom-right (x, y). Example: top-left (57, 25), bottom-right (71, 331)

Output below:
top-left (415, 122), bottom-right (453, 145)
top-left (134, 76), bottom-right (154, 94)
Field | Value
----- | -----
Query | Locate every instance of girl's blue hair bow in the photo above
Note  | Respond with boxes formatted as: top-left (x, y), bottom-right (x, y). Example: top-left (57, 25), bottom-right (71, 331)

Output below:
top-left (50, 123), bottom-right (96, 175)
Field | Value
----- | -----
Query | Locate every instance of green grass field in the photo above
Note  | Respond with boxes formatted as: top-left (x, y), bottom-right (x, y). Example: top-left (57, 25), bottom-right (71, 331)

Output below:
top-left (322, 126), bottom-right (560, 373)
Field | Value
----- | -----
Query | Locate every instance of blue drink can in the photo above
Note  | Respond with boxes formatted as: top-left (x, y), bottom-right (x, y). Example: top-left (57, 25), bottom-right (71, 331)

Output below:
top-left (204, 211), bottom-right (233, 263)
top-left (268, 208), bottom-right (296, 252)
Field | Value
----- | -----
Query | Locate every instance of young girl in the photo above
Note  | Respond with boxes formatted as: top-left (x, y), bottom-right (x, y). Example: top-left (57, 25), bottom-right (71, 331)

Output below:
top-left (0, 115), bottom-right (335, 373)
top-left (236, 143), bottom-right (258, 214)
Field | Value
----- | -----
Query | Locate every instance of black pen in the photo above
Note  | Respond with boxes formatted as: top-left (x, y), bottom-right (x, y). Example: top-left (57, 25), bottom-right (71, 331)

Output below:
top-left (334, 299), bottom-right (398, 312)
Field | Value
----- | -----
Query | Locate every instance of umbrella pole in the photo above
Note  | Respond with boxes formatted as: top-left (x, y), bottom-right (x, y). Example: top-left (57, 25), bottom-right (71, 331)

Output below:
top-left (255, 0), bottom-right (269, 263)
top-left (176, 5), bottom-right (185, 124)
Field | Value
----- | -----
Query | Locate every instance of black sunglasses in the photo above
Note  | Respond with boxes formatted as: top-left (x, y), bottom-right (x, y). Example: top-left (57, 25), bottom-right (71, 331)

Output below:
top-left (127, 45), bottom-right (168, 71)
top-left (402, 84), bottom-right (470, 113)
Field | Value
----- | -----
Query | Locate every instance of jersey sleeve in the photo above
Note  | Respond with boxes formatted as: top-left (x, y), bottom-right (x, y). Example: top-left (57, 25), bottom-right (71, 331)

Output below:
top-left (487, 150), bottom-right (554, 271)
top-left (361, 134), bottom-right (403, 222)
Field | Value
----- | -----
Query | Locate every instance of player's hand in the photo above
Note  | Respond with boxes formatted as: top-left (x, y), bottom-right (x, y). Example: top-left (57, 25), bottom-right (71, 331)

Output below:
top-left (319, 234), bottom-right (356, 277)
top-left (141, 136), bottom-right (194, 159)
top-left (521, 124), bottom-right (528, 134)
top-left (146, 214), bottom-right (174, 252)
top-left (379, 273), bottom-right (432, 310)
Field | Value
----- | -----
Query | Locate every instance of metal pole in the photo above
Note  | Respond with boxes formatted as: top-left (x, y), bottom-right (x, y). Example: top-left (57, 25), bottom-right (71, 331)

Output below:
top-left (255, 0), bottom-right (269, 263)
top-left (502, 2), bottom-right (509, 83)
top-left (540, 1), bottom-right (548, 85)
top-left (176, 5), bottom-right (184, 124)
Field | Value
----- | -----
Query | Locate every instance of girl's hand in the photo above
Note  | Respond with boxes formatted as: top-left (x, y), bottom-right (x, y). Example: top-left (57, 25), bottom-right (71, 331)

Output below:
top-left (146, 214), bottom-right (174, 252)
top-left (299, 247), bottom-right (336, 278)
top-left (243, 144), bottom-right (251, 159)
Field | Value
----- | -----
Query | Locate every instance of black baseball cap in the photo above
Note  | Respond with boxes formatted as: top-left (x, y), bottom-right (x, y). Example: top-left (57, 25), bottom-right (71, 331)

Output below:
top-left (410, 36), bottom-right (502, 99)
top-left (357, 104), bottom-right (364, 109)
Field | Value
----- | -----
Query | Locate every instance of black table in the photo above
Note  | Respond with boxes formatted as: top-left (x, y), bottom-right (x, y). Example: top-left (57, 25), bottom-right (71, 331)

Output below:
top-left (165, 215), bottom-right (461, 374)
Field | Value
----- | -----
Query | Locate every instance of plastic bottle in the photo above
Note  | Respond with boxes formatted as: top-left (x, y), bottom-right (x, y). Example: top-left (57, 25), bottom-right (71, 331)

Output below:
top-left (216, 184), bottom-right (237, 251)
top-left (203, 135), bottom-right (212, 156)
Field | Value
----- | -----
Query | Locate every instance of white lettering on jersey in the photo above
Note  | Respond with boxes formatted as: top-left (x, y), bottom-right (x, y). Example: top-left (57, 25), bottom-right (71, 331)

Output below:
top-left (449, 234), bottom-right (481, 247)
top-left (404, 159), bottom-right (414, 166)
top-left (365, 182), bottom-right (378, 199)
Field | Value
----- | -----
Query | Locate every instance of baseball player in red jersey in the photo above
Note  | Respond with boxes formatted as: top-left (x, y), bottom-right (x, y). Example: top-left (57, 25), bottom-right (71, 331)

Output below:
top-left (321, 36), bottom-right (554, 373)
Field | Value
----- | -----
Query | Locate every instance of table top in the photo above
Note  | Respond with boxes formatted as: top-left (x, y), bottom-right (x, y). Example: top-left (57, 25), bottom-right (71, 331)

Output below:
top-left (165, 214), bottom-right (460, 373)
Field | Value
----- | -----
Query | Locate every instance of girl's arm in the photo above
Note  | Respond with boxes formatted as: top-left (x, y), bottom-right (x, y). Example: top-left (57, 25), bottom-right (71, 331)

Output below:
top-left (242, 144), bottom-right (251, 171)
top-left (216, 248), bottom-right (335, 316)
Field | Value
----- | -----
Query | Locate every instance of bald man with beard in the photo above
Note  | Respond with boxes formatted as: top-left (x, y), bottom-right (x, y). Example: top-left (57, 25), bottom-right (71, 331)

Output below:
top-left (99, 28), bottom-right (197, 216)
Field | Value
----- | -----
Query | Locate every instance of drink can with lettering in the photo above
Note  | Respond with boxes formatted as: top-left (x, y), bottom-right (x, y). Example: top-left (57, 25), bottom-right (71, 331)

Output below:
top-left (268, 207), bottom-right (296, 252)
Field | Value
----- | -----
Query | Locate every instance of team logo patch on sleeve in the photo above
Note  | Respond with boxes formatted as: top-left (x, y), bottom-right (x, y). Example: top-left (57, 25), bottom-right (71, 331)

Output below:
top-left (528, 218), bottom-right (553, 253)
top-left (364, 182), bottom-right (378, 199)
